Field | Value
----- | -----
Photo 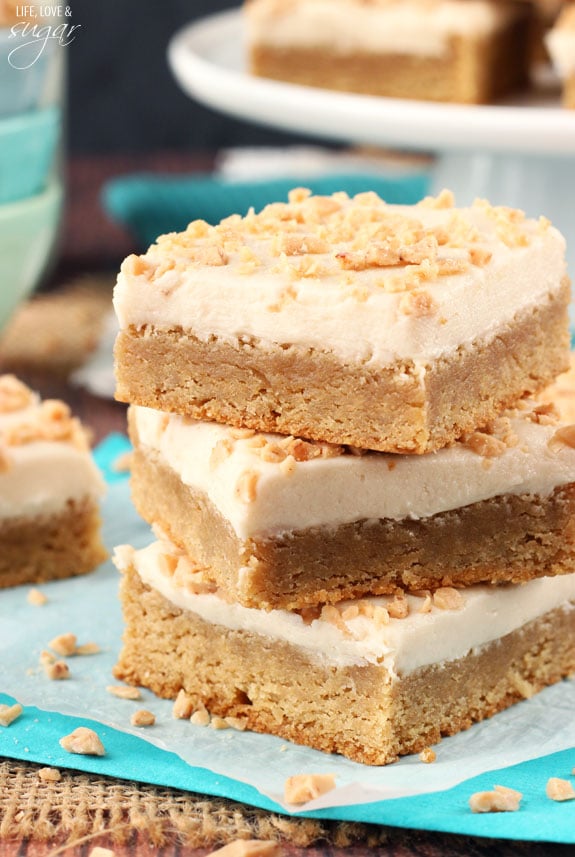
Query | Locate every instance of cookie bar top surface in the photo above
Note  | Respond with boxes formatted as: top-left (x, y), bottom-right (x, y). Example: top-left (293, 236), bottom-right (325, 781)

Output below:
top-left (546, 5), bottom-right (575, 75)
top-left (0, 375), bottom-right (105, 519)
top-left (114, 190), bottom-right (566, 366)
top-left (114, 539), bottom-right (575, 674)
top-left (246, 0), bottom-right (523, 55)
top-left (132, 400), bottom-right (575, 538)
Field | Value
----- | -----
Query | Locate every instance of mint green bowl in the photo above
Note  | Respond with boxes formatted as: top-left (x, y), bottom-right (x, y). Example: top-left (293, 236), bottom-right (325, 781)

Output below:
top-left (0, 179), bottom-right (63, 330)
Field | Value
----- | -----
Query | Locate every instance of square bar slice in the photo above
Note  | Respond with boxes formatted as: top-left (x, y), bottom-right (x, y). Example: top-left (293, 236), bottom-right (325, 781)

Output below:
top-left (129, 400), bottom-right (575, 610)
top-left (0, 375), bottom-right (107, 588)
top-left (114, 190), bottom-right (570, 454)
top-left (245, 0), bottom-right (531, 104)
top-left (113, 539), bottom-right (575, 766)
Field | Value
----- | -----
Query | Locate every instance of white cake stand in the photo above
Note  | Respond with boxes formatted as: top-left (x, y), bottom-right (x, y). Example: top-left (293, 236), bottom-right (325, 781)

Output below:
top-left (168, 9), bottom-right (575, 274)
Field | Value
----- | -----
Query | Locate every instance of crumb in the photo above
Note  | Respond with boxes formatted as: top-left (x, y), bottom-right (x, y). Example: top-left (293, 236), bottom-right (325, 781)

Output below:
top-left (130, 709), bottom-right (155, 727)
top-left (44, 660), bottom-right (70, 681)
top-left (546, 778), bottom-right (575, 801)
top-left (88, 848), bottom-right (116, 857)
top-left (433, 587), bottom-right (465, 610)
top-left (112, 451), bottom-right (133, 472)
top-left (191, 708), bottom-right (211, 726)
top-left (210, 716), bottom-right (230, 730)
top-left (235, 470), bottom-right (259, 503)
top-left (284, 773), bottom-right (336, 804)
top-left (469, 784), bottom-right (522, 813)
top-left (206, 840), bottom-right (281, 857)
top-left (550, 424), bottom-right (575, 449)
top-left (419, 747), bottom-right (436, 764)
top-left (48, 632), bottom-right (77, 657)
top-left (173, 689), bottom-right (195, 719)
top-left (225, 716), bottom-right (248, 731)
top-left (27, 588), bottom-right (47, 606)
top-left (0, 702), bottom-right (23, 727)
top-left (38, 767), bottom-right (61, 782)
top-left (75, 642), bottom-right (101, 656)
top-left (106, 685), bottom-right (141, 701)
top-left (59, 726), bottom-right (105, 756)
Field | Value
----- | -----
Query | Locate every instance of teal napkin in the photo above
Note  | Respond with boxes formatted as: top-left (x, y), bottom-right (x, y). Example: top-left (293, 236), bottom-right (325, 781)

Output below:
top-left (103, 172), bottom-right (430, 249)
top-left (2, 434), bottom-right (575, 841)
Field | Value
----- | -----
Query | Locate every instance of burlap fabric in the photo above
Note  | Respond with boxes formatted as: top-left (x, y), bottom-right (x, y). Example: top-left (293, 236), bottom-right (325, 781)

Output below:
top-left (0, 759), bottom-right (389, 848)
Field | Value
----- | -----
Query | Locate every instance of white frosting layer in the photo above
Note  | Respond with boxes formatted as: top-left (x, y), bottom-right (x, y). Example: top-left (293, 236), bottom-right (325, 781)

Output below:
top-left (113, 196), bottom-right (567, 367)
top-left (132, 404), bottom-right (575, 538)
top-left (245, 0), bottom-right (519, 57)
top-left (117, 540), bottom-right (575, 674)
top-left (0, 398), bottom-right (105, 521)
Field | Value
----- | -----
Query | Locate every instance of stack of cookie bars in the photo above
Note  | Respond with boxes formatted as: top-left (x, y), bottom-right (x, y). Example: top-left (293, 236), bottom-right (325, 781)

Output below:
top-left (112, 188), bottom-right (575, 765)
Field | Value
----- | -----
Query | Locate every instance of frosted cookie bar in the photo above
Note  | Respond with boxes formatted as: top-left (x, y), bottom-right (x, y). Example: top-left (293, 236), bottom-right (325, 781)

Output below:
top-left (129, 400), bottom-right (575, 609)
top-left (546, 4), bottom-right (575, 108)
top-left (114, 190), bottom-right (570, 454)
top-left (0, 375), bottom-right (107, 588)
top-left (113, 539), bottom-right (575, 765)
top-left (245, 0), bottom-right (531, 104)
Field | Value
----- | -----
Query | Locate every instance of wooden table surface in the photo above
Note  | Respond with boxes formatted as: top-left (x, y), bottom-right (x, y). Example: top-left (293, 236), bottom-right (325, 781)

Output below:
top-left (1, 154), bottom-right (574, 857)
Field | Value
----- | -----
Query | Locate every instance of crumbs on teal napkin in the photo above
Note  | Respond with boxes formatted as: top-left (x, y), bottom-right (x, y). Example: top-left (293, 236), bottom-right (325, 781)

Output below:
top-left (103, 171), bottom-right (430, 249)
top-left (93, 432), bottom-right (132, 484)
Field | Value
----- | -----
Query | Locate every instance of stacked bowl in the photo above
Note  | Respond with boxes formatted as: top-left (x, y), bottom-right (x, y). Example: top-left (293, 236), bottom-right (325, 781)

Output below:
top-left (0, 4), bottom-right (63, 329)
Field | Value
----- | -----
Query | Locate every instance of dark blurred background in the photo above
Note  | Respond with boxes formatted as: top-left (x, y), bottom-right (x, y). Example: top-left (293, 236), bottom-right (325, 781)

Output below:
top-left (68, 0), bottom-right (304, 154)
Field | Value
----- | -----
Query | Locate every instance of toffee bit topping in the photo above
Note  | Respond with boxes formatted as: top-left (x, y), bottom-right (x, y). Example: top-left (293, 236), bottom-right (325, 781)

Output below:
top-left (320, 605), bottom-right (352, 637)
top-left (235, 470), bottom-right (259, 503)
top-left (106, 685), bottom-right (141, 700)
top-left (469, 785), bottom-right (522, 813)
top-left (398, 289), bottom-right (437, 317)
top-left (157, 551), bottom-right (178, 577)
top-left (173, 689), bottom-right (195, 719)
top-left (418, 593), bottom-right (433, 614)
top-left (387, 593), bottom-right (409, 619)
top-left (27, 588), bottom-right (47, 606)
top-left (43, 659), bottom-right (70, 681)
top-left (131, 709), bottom-right (156, 727)
top-left (191, 708), bottom-right (211, 727)
top-left (549, 424), bottom-right (575, 449)
top-left (0, 374), bottom-right (34, 413)
top-left (207, 840), bottom-right (281, 857)
top-left (433, 587), bottom-right (465, 611)
top-left (417, 189), bottom-right (455, 209)
top-left (229, 427), bottom-right (256, 439)
top-left (529, 401), bottom-right (560, 426)
top-left (0, 402), bottom-right (89, 451)
top-left (59, 726), bottom-right (105, 756)
top-left (210, 437), bottom-right (234, 469)
top-left (336, 236), bottom-right (438, 271)
top-left (419, 747), bottom-right (436, 764)
top-left (49, 633), bottom-right (77, 657)
top-left (0, 702), bottom-right (23, 727)
top-left (546, 778), bottom-right (575, 801)
top-left (0, 444), bottom-right (11, 472)
top-left (298, 605), bottom-right (322, 625)
top-left (279, 233), bottom-right (328, 256)
top-left (210, 716), bottom-right (230, 731)
top-left (463, 431), bottom-right (507, 458)
top-left (288, 187), bottom-right (312, 204)
top-left (284, 773), bottom-right (336, 805)
top-left (38, 767), bottom-right (61, 782)
top-left (75, 642), bottom-right (101, 656)
top-left (469, 247), bottom-right (493, 267)
top-left (113, 451), bottom-right (133, 473)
